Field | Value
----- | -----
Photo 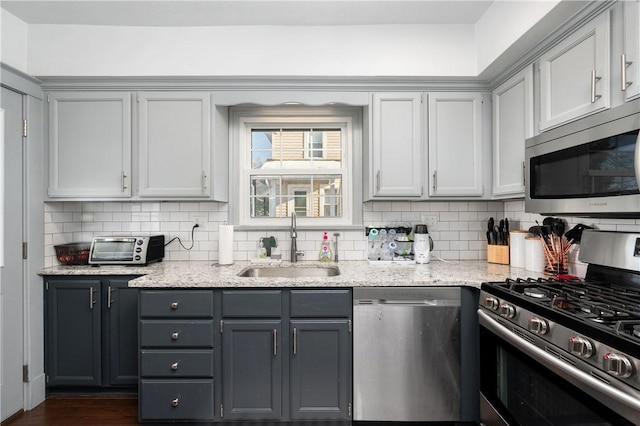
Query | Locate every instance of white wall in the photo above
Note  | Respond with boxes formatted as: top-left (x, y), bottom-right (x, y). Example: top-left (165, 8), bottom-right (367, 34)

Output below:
top-left (27, 24), bottom-right (477, 77)
top-left (0, 9), bottom-right (29, 72)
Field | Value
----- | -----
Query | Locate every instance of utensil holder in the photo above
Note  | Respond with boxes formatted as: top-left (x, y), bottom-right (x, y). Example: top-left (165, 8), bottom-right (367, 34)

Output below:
top-left (487, 244), bottom-right (510, 265)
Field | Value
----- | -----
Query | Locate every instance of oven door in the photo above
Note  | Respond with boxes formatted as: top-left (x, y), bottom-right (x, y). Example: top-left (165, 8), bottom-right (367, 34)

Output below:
top-left (479, 310), bottom-right (639, 426)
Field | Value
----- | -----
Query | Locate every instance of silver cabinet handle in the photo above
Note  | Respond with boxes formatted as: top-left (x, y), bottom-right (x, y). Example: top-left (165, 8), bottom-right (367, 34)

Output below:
top-left (171, 362), bottom-right (179, 371)
top-left (171, 332), bottom-right (179, 341)
top-left (273, 329), bottom-right (277, 356)
top-left (107, 286), bottom-right (114, 309)
top-left (89, 287), bottom-right (96, 310)
top-left (121, 171), bottom-right (128, 192)
top-left (170, 302), bottom-right (179, 310)
top-left (293, 327), bottom-right (298, 355)
top-left (202, 171), bottom-right (207, 191)
top-left (432, 171), bottom-right (437, 192)
top-left (171, 398), bottom-right (179, 407)
top-left (591, 69), bottom-right (602, 103)
top-left (622, 54), bottom-right (633, 91)
top-left (376, 170), bottom-right (381, 192)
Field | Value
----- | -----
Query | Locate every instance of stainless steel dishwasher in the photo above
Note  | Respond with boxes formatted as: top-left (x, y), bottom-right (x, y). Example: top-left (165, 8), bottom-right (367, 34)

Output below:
top-left (353, 287), bottom-right (462, 422)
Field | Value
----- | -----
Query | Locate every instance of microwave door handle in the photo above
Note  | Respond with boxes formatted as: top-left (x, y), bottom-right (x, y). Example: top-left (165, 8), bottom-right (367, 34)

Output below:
top-left (636, 132), bottom-right (640, 190)
top-left (478, 310), bottom-right (640, 415)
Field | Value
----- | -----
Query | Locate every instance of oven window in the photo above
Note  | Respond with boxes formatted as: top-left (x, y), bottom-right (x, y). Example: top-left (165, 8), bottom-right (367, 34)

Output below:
top-left (91, 240), bottom-right (135, 261)
top-left (530, 130), bottom-right (639, 199)
top-left (480, 327), bottom-right (633, 425)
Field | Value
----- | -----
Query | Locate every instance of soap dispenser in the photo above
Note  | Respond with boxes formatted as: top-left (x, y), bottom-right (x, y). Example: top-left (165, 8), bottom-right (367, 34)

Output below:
top-left (319, 231), bottom-right (333, 262)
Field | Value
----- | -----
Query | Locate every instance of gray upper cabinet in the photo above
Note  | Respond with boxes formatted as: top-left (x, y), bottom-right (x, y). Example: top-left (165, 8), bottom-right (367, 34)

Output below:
top-left (492, 66), bottom-right (534, 198)
top-left (622, 1), bottom-right (640, 102)
top-left (47, 92), bottom-right (132, 198)
top-left (428, 92), bottom-right (484, 197)
top-left (137, 92), bottom-right (211, 198)
top-left (369, 92), bottom-right (424, 198)
top-left (538, 10), bottom-right (610, 131)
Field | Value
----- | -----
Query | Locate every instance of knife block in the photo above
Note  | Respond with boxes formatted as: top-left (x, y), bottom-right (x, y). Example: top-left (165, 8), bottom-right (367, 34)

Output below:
top-left (487, 244), bottom-right (510, 265)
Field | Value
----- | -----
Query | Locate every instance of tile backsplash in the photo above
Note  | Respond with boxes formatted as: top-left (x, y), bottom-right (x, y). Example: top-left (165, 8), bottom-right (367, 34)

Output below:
top-left (44, 200), bottom-right (640, 267)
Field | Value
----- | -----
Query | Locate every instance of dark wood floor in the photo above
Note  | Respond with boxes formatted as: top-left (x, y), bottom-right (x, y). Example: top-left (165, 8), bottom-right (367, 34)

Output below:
top-left (2, 396), bottom-right (139, 425)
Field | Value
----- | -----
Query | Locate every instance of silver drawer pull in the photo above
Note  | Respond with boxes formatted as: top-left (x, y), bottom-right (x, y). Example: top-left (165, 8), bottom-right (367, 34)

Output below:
top-left (171, 398), bottom-right (179, 407)
top-left (170, 302), bottom-right (179, 310)
top-left (171, 362), bottom-right (179, 371)
top-left (171, 332), bottom-right (179, 341)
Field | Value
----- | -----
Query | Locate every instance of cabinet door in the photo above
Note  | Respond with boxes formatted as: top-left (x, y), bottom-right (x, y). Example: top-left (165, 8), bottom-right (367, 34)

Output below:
top-left (370, 92), bottom-right (423, 197)
top-left (104, 277), bottom-right (139, 386)
top-left (221, 320), bottom-right (282, 420)
top-left (428, 92), bottom-right (484, 197)
top-left (539, 11), bottom-right (610, 130)
top-left (137, 92), bottom-right (211, 197)
top-left (623, 1), bottom-right (640, 101)
top-left (45, 278), bottom-right (102, 386)
top-left (47, 92), bottom-right (132, 198)
top-left (290, 320), bottom-right (351, 420)
top-left (492, 66), bottom-right (534, 198)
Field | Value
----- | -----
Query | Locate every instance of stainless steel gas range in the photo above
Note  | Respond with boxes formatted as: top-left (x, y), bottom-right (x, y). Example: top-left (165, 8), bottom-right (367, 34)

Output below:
top-left (479, 230), bottom-right (640, 426)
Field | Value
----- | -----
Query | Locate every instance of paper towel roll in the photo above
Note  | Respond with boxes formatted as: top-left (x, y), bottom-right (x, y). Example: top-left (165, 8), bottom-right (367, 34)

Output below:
top-left (525, 236), bottom-right (545, 273)
top-left (509, 230), bottom-right (529, 268)
top-left (218, 224), bottom-right (234, 265)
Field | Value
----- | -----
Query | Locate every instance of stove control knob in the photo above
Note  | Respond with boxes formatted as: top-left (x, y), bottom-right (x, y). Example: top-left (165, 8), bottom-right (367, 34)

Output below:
top-left (568, 336), bottom-right (593, 358)
top-left (528, 317), bottom-right (549, 335)
top-left (498, 303), bottom-right (516, 319)
top-left (603, 353), bottom-right (633, 379)
top-left (483, 297), bottom-right (500, 311)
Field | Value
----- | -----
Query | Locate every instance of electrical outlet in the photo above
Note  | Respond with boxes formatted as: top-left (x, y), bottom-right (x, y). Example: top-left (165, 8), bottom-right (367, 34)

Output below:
top-left (192, 214), bottom-right (208, 230)
top-left (421, 214), bottom-right (438, 231)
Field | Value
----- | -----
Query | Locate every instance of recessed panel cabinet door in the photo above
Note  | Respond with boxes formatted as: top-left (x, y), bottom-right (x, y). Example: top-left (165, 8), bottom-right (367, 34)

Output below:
top-left (623, 1), bottom-right (640, 101)
top-left (45, 279), bottom-right (102, 386)
top-left (48, 92), bottom-right (132, 198)
top-left (137, 92), bottom-right (211, 197)
top-left (221, 320), bottom-right (282, 420)
top-left (539, 10), bottom-right (610, 130)
top-left (290, 320), bottom-right (351, 420)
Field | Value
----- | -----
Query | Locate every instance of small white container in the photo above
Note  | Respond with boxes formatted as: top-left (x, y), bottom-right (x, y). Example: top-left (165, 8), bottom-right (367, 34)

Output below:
top-left (525, 236), bottom-right (545, 273)
top-left (509, 230), bottom-right (529, 268)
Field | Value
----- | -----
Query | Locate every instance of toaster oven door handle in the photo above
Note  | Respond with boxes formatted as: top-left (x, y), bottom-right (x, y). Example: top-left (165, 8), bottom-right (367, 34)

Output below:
top-left (478, 309), bottom-right (640, 415)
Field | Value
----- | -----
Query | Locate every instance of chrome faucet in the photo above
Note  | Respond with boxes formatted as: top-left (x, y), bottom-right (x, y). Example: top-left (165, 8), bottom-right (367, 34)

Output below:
top-left (290, 212), bottom-right (304, 262)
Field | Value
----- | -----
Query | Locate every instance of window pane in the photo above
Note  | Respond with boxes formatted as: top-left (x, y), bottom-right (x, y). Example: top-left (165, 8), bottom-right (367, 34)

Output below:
top-left (252, 130), bottom-right (278, 169)
top-left (250, 176), bottom-right (283, 218)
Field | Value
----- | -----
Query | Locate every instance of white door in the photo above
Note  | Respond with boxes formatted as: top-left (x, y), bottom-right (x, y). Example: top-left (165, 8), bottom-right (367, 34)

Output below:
top-left (1, 87), bottom-right (25, 421)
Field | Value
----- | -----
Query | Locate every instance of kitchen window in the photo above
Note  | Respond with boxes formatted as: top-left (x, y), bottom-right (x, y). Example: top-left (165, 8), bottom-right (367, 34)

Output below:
top-left (230, 106), bottom-right (360, 228)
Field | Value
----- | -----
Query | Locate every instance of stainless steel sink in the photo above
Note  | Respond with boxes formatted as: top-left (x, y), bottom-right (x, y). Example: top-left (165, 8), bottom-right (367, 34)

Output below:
top-left (238, 266), bottom-right (340, 278)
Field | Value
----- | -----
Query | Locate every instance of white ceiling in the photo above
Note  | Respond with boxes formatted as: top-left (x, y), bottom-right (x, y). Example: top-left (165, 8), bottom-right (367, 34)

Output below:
top-left (1, 0), bottom-right (494, 26)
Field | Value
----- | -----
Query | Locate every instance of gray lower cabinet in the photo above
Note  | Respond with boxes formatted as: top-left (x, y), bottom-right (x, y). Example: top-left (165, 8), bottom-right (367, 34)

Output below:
top-left (138, 290), bottom-right (215, 422)
top-left (44, 275), bottom-right (139, 387)
top-left (138, 288), bottom-right (352, 423)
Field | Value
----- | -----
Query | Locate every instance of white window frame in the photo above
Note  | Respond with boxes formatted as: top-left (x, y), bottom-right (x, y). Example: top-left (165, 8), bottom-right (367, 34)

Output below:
top-left (230, 106), bottom-right (358, 228)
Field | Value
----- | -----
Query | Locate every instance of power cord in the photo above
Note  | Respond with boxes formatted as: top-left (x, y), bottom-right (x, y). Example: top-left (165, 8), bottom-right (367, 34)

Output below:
top-left (164, 224), bottom-right (199, 250)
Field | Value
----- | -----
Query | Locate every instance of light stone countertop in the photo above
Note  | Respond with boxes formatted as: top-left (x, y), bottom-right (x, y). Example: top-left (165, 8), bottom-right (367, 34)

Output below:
top-left (38, 260), bottom-right (539, 288)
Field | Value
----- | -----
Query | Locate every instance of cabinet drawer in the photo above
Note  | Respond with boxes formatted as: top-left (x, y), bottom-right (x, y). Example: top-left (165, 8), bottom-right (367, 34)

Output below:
top-left (140, 380), bottom-right (214, 420)
top-left (141, 350), bottom-right (213, 378)
top-left (140, 290), bottom-right (214, 318)
top-left (290, 290), bottom-right (351, 317)
top-left (222, 290), bottom-right (282, 317)
top-left (140, 320), bottom-right (214, 348)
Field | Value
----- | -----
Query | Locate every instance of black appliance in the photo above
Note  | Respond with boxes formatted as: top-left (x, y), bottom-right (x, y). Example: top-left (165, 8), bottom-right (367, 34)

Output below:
top-left (479, 230), bottom-right (640, 425)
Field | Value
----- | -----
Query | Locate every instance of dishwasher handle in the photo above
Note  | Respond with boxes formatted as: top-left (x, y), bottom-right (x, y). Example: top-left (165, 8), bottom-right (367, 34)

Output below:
top-left (357, 299), bottom-right (460, 307)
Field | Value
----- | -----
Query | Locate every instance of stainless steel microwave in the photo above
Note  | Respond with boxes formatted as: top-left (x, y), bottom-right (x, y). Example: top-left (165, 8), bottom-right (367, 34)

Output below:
top-left (89, 235), bottom-right (165, 265)
top-left (525, 98), bottom-right (640, 218)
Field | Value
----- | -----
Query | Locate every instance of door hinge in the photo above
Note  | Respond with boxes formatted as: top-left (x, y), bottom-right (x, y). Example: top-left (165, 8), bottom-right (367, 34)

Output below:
top-left (220, 320), bottom-right (224, 333)
top-left (22, 119), bottom-right (27, 137)
top-left (23, 365), bottom-right (29, 382)
top-left (22, 242), bottom-right (28, 260)
top-left (348, 319), bottom-right (352, 333)
top-left (220, 404), bottom-right (224, 418)
top-left (47, 94), bottom-right (50, 103)
top-left (348, 402), bottom-right (352, 417)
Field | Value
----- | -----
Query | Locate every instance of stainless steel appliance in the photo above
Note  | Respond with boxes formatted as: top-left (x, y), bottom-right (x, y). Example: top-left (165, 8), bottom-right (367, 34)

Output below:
top-left (479, 230), bottom-right (640, 425)
top-left (525, 97), bottom-right (640, 218)
top-left (353, 287), bottom-right (472, 422)
top-left (89, 235), bottom-right (165, 265)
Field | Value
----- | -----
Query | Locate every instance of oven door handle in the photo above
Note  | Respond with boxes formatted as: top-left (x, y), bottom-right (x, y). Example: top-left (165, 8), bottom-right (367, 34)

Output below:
top-left (478, 309), bottom-right (640, 415)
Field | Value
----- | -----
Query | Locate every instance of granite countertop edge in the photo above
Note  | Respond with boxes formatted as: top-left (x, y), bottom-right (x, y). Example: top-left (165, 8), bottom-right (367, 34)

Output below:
top-left (37, 260), bottom-right (537, 289)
